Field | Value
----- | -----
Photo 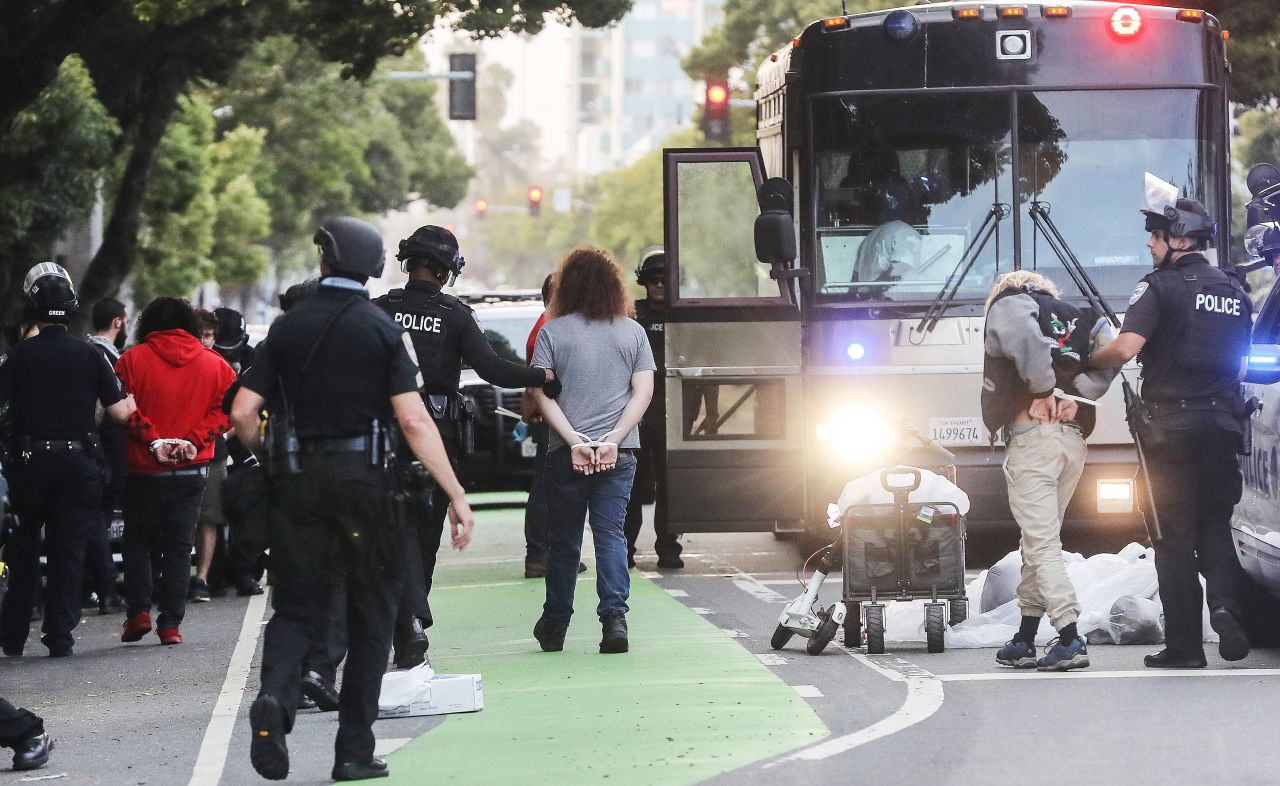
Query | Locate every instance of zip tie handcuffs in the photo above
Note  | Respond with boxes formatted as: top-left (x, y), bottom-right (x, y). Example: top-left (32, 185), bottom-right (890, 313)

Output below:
top-left (1052, 388), bottom-right (1098, 407)
top-left (570, 428), bottom-right (624, 451)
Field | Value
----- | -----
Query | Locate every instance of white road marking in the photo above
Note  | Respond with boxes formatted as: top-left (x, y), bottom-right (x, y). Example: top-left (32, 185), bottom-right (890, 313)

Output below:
top-left (664, 588), bottom-right (690, 597)
top-left (793, 685), bottom-right (824, 698)
top-left (374, 738), bottom-right (414, 757)
top-left (691, 607), bottom-right (714, 615)
top-left (766, 648), bottom-right (945, 766)
top-left (731, 574), bottom-right (788, 604)
top-left (188, 590), bottom-right (271, 786)
top-left (939, 668), bottom-right (1280, 682)
top-left (755, 654), bottom-right (787, 666)
top-left (721, 628), bottom-right (749, 638)
top-left (436, 577), bottom-right (595, 591)
top-left (642, 571), bottom-right (662, 579)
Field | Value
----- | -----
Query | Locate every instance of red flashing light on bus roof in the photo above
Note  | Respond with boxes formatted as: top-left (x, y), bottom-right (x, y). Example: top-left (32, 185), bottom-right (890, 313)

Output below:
top-left (1109, 6), bottom-right (1143, 40)
top-left (1176, 9), bottom-right (1205, 23)
top-left (1044, 6), bottom-right (1071, 18)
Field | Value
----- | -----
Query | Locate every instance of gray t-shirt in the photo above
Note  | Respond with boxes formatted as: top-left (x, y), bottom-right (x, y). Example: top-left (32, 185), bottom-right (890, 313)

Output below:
top-left (531, 313), bottom-right (657, 450)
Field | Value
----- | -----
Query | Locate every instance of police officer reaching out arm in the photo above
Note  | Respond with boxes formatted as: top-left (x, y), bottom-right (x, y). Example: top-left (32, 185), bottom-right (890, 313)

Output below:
top-left (229, 217), bottom-right (473, 782)
top-left (1089, 178), bottom-right (1253, 669)
top-left (372, 225), bottom-right (553, 668)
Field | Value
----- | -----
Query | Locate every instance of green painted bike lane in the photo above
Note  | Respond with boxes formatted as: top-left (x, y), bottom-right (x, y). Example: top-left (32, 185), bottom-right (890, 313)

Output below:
top-left (384, 507), bottom-right (827, 785)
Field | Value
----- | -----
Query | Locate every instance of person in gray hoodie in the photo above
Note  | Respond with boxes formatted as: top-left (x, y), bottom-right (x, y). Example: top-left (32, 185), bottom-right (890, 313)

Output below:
top-left (982, 271), bottom-right (1117, 672)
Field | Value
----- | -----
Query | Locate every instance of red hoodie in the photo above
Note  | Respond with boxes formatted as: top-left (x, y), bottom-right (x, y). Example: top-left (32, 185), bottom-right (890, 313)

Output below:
top-left (115, 329), bottom-right (236, 475)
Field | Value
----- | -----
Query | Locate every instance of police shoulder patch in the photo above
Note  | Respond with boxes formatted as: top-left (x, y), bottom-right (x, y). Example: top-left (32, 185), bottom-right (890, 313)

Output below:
top-left (1129, 281), bottom-right (1149, 306)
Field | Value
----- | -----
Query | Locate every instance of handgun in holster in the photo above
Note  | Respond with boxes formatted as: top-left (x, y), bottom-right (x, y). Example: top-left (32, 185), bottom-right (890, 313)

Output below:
top-left (1239, 395), bottom-right (1264, 456)
top-left (459, 396), bottom-right (477, 456)
top-left (1123, 387), bottom-right (1167, 450)
top-left (263, 414), bottom-right (301, 476)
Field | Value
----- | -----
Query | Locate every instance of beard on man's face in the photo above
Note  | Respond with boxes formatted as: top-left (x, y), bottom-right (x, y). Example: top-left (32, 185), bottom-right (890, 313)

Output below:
top-left (114, 329), bottom-right (127, 351)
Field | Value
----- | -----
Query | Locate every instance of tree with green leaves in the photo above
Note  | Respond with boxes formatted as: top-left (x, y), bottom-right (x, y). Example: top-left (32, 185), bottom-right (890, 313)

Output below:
top-left (0, 0), bottom-right (632, 331)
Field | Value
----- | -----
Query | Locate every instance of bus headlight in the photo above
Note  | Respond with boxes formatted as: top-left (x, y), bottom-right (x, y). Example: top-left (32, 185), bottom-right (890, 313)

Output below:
top-left (1096, 479), bottom-right (1134, 514)
top-left (816, 408), bottom-right (899, 464)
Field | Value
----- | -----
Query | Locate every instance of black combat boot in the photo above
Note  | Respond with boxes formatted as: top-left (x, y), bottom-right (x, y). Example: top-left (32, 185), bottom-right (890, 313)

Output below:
top-left (600, 613), bottom-right (628, 654)
top-left (393, 616), bottom-right (429, 669)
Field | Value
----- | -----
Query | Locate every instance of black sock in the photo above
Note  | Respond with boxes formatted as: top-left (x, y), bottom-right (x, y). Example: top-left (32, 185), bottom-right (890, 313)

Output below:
top-left (1059, 623), bottom-right (1078, 644)
top-left (1016, 615), bottom-right (1040, 644)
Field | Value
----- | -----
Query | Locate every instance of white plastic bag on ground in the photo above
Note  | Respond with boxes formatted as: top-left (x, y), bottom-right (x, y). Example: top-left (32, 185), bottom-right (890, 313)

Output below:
top-left (379, 662), bottom-right (434, 711)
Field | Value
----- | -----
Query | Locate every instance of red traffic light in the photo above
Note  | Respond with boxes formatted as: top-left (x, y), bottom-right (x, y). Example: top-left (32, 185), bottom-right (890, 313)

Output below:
top-left (528, 186), bottom-right (544, 204)
top-left (706, 83), bottom-right (729, 108)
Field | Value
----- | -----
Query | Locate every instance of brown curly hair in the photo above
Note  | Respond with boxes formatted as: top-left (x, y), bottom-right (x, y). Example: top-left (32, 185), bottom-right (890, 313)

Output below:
top-left (548, 245), bottom-right (633, 321)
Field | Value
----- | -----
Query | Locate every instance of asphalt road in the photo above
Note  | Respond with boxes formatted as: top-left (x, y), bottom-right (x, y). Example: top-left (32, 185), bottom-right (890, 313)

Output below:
top-left (1, 500), bottom-right (1277, 785)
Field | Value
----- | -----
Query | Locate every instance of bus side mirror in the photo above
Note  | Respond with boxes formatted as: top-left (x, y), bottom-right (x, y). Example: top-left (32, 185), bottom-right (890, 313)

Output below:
top-left (755, 177), bottom-right (796, 265)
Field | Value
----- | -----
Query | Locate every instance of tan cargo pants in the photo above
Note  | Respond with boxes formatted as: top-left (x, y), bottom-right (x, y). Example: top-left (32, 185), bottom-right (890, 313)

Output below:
top-left (1002, 423), bottom-right (1087, 628)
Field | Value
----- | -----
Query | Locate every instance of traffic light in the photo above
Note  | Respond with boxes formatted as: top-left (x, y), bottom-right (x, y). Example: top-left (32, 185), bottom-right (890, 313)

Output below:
top-left (449, 53), bottom-right (477, 120)
top-left (474, 198), bottom-right (488, 219)
top-left (702, 78), bottom-right (730, 143)
top-left (527, 186), bottom-right (543, 217)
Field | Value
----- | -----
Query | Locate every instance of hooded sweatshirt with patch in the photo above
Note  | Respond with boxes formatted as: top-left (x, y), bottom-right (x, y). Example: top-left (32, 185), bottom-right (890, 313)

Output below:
top-left (115, 329), bottom-right (236, 475)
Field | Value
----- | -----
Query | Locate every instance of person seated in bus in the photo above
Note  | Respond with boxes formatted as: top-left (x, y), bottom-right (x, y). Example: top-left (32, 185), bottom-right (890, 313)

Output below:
top-left (981, 270), bottom-right (1117, 673)
top-left (852, 179), bottom-right (923, 287)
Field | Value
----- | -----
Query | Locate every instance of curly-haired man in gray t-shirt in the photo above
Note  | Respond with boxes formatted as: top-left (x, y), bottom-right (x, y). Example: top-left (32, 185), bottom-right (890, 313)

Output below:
top-left (530, 246), bottom-right (656, 655)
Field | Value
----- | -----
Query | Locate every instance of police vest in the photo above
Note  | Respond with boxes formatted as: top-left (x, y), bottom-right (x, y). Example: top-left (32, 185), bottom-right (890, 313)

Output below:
top-left (1137, 261), bottom-right (1252, 398)
top-left (380, 286), bottom-right (469, 394)
top-left (981, 288), bottom-right (1097, 438)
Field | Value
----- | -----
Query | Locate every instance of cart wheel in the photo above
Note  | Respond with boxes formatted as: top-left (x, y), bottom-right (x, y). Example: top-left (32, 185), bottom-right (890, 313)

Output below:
top-left (864, 605), bottom-right (886, 655)
top-left (925, 603), bottom-right (946, 654)
top-left (770, 624), bottom-right (794, 651)
top-left (806, 613), bottom-right (839, 656)
top-left (948, 597), bottom-right (969, 626)
top-left (843, 615), bottom-right (862, 648)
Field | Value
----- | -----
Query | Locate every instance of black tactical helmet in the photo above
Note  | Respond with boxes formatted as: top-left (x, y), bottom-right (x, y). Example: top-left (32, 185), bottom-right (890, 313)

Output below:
top-left (1142, 197), bottom-right (1216, 240)
top-left (313, 217), bottom-right (386, 281)
top-left (636, 245), bottom-right (666, 284)
top-left (278, 278), bottom-right (319, 312)
top-left (397, 225), bottom-right (465, 277)
top-left (212, 306), bottom-right (248, 352)
top-left (23, 262), bottom-right (79, 323)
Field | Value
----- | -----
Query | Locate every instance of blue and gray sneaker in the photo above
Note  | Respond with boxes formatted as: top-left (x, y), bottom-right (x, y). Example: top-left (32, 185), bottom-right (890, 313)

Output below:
top-left (995, 638), bottom-right (1037, 668)
top-left (1036, 636), bottom-right (1089, 672)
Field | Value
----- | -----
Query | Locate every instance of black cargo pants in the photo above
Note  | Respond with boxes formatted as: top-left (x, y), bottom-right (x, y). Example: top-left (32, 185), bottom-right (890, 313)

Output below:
top-left (1145, 412), bottom-right (1248, 656)
top-left (0, 698), bottom-right (42, 748)
top-left (257, 452), bottom-right (401, 764)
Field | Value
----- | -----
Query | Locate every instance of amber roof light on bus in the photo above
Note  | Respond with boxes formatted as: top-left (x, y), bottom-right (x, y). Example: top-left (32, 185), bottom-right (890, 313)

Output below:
top-left (821, 16), bottom-right (850, 31)
top-left (1108, 6), bottom-right (1143, 40)
top-left (953, 7), bottom-right (981, 20)
top-left (1176, 9), bottom-right (1205, 23)
top-left (1044, 6), bottom-right (1071, 17)
top-left (999, 7), bottom-right (1026, 18)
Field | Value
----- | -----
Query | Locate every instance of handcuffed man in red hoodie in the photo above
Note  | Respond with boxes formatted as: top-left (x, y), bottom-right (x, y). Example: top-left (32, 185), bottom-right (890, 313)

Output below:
top-left (114, 297), bottom-right (236, 645)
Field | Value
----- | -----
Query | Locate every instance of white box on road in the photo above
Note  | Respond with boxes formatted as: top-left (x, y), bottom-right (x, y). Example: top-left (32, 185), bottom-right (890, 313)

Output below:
top-left (378, 674), bottom-right (483, 719)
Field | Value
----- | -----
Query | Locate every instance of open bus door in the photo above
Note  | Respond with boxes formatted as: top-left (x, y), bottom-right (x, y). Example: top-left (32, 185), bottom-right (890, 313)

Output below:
top-left (660, 148), bottom-right (805, 535)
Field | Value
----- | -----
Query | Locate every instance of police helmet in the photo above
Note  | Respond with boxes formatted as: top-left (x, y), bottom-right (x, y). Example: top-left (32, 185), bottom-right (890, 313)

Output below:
top-left (278, 278), bottom-right (319, 312)
top-left (1142, 197), bottom-right (1216, 240)
top-left (1245, 223), bottom-right (1280, 263)
top-left (397, 225), bottom-right (465, 278)
top-left (22, 262), bottom-right (78, 323)
top-left (313, 217), bottom-right (386, 281)
top-left (636, 245), bottom-right (666, 285)
top-left (212, 307), bottom-right (248, 352)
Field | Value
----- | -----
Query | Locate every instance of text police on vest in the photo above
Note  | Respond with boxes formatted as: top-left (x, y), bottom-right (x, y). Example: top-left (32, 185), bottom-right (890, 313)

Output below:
top-left (396, 313), bottom-right (443, 333)
top-left (1195, 293), bottom-right (1242, 316)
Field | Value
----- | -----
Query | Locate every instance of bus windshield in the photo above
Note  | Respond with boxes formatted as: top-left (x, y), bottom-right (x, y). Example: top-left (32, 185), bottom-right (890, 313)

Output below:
top-left (812, 89), bottom-right (1220, 307)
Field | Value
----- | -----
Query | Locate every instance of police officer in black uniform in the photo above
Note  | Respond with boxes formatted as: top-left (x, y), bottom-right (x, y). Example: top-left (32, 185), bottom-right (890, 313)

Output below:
top-left (0, 263), bottom-right (135, 657)
top-left (230, 218), bottom-right (475, 782)
top-left (1091, 189), bottom-right (1254, 669)
top-left (624, 245), bottom-right (684, 569)
top-left (372, 225), bottom-right (552, 666)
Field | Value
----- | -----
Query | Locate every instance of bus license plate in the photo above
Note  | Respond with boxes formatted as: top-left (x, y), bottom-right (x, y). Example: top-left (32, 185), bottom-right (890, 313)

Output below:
top-left (520, 438), bottom-right (537, 458)
top-left (928, 417), bottom-right (988, 446)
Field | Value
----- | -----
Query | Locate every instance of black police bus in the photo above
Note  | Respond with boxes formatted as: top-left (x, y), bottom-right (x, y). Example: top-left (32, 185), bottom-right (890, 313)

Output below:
top-left (661, 2), bottom-right (1229, 548)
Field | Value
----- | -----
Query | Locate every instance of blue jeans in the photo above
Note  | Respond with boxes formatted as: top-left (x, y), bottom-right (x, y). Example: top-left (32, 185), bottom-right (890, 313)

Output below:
top-left (542, 447), bottom-right (637, 625)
